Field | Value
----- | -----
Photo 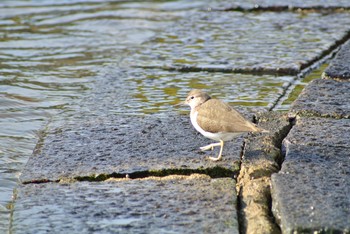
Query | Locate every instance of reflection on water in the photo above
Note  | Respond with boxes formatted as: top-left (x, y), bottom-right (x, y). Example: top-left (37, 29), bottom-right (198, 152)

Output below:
top-left (124, 70), bottom-right (293, 114)
top-left (78, 67), bottom-right (293, 119)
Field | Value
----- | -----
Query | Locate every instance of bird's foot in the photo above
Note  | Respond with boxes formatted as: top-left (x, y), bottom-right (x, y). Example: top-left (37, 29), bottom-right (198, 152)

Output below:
top-left (200, 145), bottom-right (214, 151)
top-left (208, 155), bottom-right (222, 161)
top-left (200, 142), bottom-right (221, 151)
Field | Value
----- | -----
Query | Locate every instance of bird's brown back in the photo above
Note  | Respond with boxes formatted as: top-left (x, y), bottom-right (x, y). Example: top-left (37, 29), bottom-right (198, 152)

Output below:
top-left (196, 99), bottom-right (261, 133)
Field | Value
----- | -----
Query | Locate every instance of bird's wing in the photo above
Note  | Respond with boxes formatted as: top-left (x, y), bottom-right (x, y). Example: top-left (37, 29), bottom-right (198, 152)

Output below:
top-left (196, 99), bottom-right (260, 133)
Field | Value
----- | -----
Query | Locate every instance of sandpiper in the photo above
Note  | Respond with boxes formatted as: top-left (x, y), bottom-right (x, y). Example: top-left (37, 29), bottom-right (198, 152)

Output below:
top-left (178, 89), bottom-right (267, 161)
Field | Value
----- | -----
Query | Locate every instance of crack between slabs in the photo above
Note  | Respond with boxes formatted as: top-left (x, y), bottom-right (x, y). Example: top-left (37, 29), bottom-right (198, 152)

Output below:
top-left (217, 5), bottom-right (350, 13)
top-left (21, 166), bottom-right (238, 185)
top-left (235, 113), bottom-right (295, 234)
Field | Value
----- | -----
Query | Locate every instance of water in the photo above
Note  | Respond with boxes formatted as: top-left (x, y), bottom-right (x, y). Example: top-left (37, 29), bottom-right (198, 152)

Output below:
top-left (87, 68), bottom-right (293, 116)
top-left (0, 0), bottom-right (346, 231)
top-left (276, 63), bottom-right (329, 111)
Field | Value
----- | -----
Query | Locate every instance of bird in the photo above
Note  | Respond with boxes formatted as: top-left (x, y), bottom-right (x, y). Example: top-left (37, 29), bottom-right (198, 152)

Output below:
top-left (178, 89), bottom-right (268, 161)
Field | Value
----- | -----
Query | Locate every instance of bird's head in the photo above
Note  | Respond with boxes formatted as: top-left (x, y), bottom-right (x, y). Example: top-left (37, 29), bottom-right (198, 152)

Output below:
top-left (181, 89), bottom-right (211, 109)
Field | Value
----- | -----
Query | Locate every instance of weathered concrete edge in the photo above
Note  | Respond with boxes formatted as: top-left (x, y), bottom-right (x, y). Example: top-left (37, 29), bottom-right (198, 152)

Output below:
top-left (216, 6), bottom-right (350, 13)
top-left (134, 64), bottom-right (299, 76)
top-left (323, 39), bottom-right (350, 80)
top-left (289, 78), bottom-right (350, 119)
top-left (236, 112), bottom-right (294, 234)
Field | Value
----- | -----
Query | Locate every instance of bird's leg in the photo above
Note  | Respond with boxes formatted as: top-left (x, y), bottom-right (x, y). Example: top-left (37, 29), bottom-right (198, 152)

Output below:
top-left (200, 142), bottom-right (221, 151)
top-left (208, 140), bottom-right (224, 161)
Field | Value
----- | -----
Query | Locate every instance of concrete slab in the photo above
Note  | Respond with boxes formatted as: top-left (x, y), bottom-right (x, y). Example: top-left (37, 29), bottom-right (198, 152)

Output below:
top-left (126, 10), bottom-right (350, 74)
top-left (20, 114), bottom-right (242, 183)
top-left (323, 40), bottom-right (350, 80)
top-left (271, 117), bottom-right (350, 233)
top-left (12, 174), bottom-right (238, 234)
top-left (290, 79), bottom-right (350, 118)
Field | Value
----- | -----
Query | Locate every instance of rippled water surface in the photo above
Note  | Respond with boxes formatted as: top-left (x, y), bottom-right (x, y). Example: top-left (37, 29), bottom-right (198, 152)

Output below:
top-left (0, 0), bottom-right (343, 231)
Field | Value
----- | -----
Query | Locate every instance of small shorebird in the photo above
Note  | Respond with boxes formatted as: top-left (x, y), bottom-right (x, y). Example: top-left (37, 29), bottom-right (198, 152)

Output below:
top-left (178, 89), bottom-right (267, 161)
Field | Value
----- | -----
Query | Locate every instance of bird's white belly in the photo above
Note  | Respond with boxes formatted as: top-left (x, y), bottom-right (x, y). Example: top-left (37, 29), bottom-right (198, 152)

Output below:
top-left (190, 111), bottom-right (242, 142)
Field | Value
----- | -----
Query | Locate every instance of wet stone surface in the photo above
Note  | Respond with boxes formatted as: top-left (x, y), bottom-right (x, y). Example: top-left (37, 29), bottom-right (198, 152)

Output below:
top-left (127, 10), bottom-right (350, 74)
top-left (271, 117), bottom-right (350, 233)
top-left (20, 114), bottom-right (243, 183)
top-left (13, 175), bottom-right (238, 234)
top-left (290, 78), bottom-right (350, 118)
top-left (323, 40), bottom-right (350, 80)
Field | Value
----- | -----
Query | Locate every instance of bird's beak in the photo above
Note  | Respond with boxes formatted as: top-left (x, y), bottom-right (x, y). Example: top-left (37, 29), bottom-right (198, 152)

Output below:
top-left (174, 100), bottom-right (186, 107)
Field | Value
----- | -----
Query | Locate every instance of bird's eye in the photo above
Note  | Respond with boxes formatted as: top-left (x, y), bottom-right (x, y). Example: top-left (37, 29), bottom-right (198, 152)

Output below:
top-left (190, 96), bottom-right (194, 99)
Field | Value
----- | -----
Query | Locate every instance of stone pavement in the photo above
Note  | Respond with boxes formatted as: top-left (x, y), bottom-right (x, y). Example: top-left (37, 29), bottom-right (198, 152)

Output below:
top-left (271, 118), bottom-right (350, 233)
top-left (270, 40), bottom-right (350, 233)
top-left (11, 1), bottom-right (350, 233)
